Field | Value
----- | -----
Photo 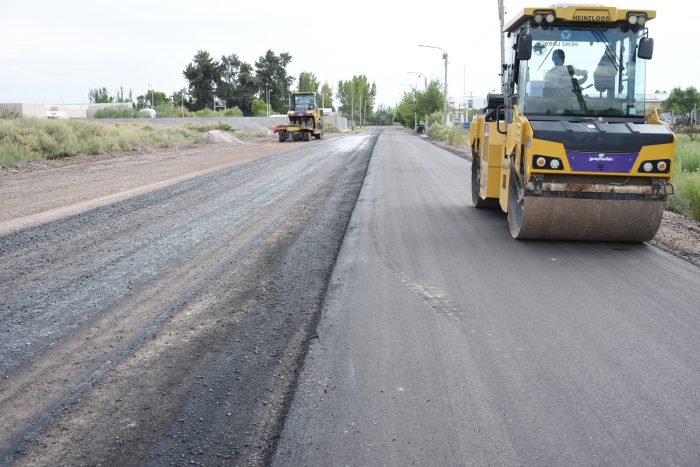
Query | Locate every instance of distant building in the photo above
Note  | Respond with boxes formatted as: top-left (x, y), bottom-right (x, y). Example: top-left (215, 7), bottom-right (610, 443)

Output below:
top-left (645, 91), bottom-right (669, 113)
top-left (0, 102), bottom-right (133, 119)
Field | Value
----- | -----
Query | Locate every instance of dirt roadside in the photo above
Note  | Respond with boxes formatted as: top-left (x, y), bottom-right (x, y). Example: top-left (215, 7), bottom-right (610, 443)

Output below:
top-left (0, 131), bottom-right (374, 465)
top-left (426, 135), bottom-right (700, 267)
top-left (0, 135), bottom-right (336, 235)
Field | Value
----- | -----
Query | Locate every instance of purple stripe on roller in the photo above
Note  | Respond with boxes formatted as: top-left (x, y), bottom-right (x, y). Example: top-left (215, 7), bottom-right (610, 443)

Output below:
top-left (566, 151), bottom-right (638, 173)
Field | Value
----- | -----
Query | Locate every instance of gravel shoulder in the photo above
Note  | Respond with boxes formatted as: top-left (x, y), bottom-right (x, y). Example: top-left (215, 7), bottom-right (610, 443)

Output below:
top-left (0, 137), bottom-right (295, 235)
top-left (0, 131), bottom-right (375, 465)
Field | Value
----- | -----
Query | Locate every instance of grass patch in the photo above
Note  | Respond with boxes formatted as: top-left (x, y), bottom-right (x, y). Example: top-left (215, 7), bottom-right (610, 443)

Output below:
top-left (0, 118), bottom-right (202, 167)
top-left (426, 121), bottom-right (468, 147)
top-left (668, 134), bottom-right (700, 220)
top-left (324, 124), bottom-right (341, 133)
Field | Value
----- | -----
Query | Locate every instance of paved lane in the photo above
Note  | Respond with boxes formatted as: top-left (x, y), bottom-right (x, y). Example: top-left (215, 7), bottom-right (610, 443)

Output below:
top-left (273, 128), bottom-right (700, 466)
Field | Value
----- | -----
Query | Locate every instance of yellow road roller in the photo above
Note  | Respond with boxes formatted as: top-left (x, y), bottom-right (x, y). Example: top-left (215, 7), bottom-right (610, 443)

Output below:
top-left (276, 92), bottom-right (323, 142)
top-left (469, 5), bottom-right (675, 241)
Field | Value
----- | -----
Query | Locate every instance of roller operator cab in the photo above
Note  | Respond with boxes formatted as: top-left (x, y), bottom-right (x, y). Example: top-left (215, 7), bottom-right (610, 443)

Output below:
top-left (276, 92), bottom-right (324, 142)
top-left (471, 5), bottom-right (675, 241)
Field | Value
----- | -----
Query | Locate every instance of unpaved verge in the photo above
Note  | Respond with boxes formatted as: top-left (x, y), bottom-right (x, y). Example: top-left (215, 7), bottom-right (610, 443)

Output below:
top-left (0, 137), bottom-right (293, 235)
top-left (418, 133), bottom-right (700, 267)
top-left (651, 211), bottom-right (700, 267)
top-left (0, 131), bottom-right (376, 466)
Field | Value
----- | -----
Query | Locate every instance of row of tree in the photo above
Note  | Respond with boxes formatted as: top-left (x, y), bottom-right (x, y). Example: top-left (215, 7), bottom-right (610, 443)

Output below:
top-left (89, 50), bottom-right (388, 122)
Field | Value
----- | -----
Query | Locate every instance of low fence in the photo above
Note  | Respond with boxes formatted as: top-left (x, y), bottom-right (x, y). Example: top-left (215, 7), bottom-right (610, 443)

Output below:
top-left (95, 116), bottom-right (288, 130)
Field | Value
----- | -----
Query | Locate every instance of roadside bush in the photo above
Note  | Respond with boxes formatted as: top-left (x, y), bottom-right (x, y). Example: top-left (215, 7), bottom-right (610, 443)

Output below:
top-left (155, 103), bottom-right (183, 118)
top-left (194, 108), bottom-right (217, 117)
top-left (447, 128), bottom-right (468, 146)
top-left (0, 118), bottom-right (201, 166)
top-left (666, 135), bottom-right (700, 220)
top-left (427, 122), bottom-right (448, 140)
top-left (222, 107), bottom-right (243, 117)
top-left (686, 175), bottom-right (700, 220)
top-left (251, 99), bottom-right (269, 116)
top-left (94, 108), bottom-right (141, 118)
top-left (0, 109), bottom-right (22, 119)
top-left (425, 111), bottom-right (443, 126)
top-left (324, 124), bottom-right (341, 133)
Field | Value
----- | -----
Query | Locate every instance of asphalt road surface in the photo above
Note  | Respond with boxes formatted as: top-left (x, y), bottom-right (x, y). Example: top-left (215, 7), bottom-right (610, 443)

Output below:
top-left (273, 128), bottom-right (700, 466)
top-left (0, 131), bottom-right (377, 465)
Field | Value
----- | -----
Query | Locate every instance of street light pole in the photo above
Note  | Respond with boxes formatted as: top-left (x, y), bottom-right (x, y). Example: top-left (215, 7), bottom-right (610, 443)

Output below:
top-left (148, 83), bottom-right (154, 110)
top-left (419, 44), bottom-right (448, 126)
top-left (351, 81), bottom-right (354, 130)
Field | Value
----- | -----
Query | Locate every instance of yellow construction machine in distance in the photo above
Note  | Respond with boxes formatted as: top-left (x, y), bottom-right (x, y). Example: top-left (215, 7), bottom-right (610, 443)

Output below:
top-left (470, 5), bottom-right (675, 241)
top-left (276, 92), bottom-right (323, 142)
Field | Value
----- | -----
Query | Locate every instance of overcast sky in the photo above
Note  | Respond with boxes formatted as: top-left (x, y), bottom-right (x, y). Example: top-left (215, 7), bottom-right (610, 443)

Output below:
top-left (1, 1), bottom-right (697, 107)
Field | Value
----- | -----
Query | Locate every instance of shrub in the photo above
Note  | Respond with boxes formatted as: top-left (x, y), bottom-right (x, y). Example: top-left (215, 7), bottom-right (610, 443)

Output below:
top-left (427, 122), bottom-right (448, 140)
top-left (426, 111), bottom-right (443, 126)
top-left (685, 174), bottom-right (700, 220)
top-left (194, 108), bottom-right (216, 117)
top-left (251, 99), bottom-right (269, 116)
top-left (222, 107), bottom-right (243, 117)
top-left (324, 124), bottom-right (341, 133)
top-left (666, 135), bottom-right (700, 220)
top-left (94, 108), bottom-right (140, 118)
top-left (447, 128), bottom-right (468, 146)
top-left (0, 118), bottom-right (201, 166)
top-left (155, 103), bottom-right (184, 118)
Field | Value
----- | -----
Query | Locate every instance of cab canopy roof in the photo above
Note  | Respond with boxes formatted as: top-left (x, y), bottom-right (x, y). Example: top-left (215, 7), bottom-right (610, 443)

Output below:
top-left (504, 4), bottom-right (656, 32)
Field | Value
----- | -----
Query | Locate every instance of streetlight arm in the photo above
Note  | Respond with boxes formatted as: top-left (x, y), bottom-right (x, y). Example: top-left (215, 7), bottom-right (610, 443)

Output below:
top-left (418, 44), bottom-right (449, 125)
top-left (418, 44), bottom-right (445, 55)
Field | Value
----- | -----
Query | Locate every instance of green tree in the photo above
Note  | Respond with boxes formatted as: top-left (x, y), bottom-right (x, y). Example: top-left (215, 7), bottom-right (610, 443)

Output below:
top-left (183, 50), bottom-right (223, 111)
top-left (395, 89), bottom-right (418, 128)
top-left (115, 86), bottom-right (130, 103)
top-left (216, 53), bottom-right (242, 107)
top-left (88, 87), bottom-right (113, 103)
top-left (417, 80), bottom-right (444, 116)
top-left (298, 71), bottom-right (319, 93)
top-left (255, 50), bottom-right (294, 113)
top-left (170, 88), bottom-right (190, 111)
top-left (234, 63), bottom-right (260, 116)
top-left (136, 90), bottom-right (169, 109)
top-left (368, 104), bottom-right (394, 125)
top-left (395, 80), bottom-right (444, 129)
top-left (320, 81), bottom-right (334, 110)
top-left (216, 54), bottom-right (259, 116)
top-left (336, 75), bottom-right (376, 125)
top-left (251, 98), bottom-right (270, 116)
top-left (664, 86), bottom-right (700, 115)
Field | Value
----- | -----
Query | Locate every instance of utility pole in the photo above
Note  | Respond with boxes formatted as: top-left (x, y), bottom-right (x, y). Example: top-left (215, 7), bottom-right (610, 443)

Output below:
top-left (364, 98), bottom-right (368, 127)
top-left (360, 91), bottom-right (364, 127)
top-left (498, 0), bottom-right (506, 94)
top-left (351, 81), bottom-right (354, 130)
top-left (419, 44), bottom-right (448, 126)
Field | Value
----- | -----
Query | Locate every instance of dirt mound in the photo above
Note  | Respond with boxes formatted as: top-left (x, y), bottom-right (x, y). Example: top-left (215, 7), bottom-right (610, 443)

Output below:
top-left (202, 130), bottom-right (244, 144)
